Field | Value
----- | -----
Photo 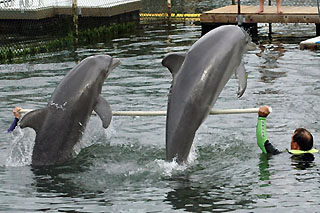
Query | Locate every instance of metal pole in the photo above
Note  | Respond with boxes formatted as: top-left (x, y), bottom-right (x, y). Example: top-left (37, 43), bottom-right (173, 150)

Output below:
top-left (19, 108), bottom-right (266, 116)
top-left (268, 0), bottom-right (272, 39)
top-left (72, 0), bottom-right (78, 62)
top-left (237, 0), bottom-right (243, 26)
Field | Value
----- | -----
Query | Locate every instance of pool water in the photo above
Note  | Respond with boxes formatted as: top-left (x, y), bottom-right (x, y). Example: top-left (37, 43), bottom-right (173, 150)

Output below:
top-left (1, 22), bottom-right (320, 212)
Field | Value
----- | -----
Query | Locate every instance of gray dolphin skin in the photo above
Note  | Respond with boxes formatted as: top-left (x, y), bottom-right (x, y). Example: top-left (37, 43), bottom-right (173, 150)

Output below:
top-left (20, 55), bottom-right (120, 166)
top-left (162, 25), bottom-right (256, 163)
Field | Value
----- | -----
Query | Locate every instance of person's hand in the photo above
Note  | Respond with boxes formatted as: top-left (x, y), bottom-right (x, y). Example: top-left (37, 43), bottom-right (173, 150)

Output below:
top-left (13, 107), bottom-right (22, 119)
top-left (258, 106), bottom-right (270, 117)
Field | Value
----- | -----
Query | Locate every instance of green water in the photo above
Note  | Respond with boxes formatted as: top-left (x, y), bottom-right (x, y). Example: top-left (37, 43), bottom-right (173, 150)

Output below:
top-left (1, 7), bottom-right (320, 212)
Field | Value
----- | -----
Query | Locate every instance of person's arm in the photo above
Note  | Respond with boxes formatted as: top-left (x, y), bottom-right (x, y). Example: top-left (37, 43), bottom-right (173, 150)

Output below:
top-left (256, 106), bottom-right (281, 155)
top-left (265, 140), bottom-right (281, 155)
top-left (256, 116), bottom-right (268, 153)
top-left (7, 107), bottom-right (22, 133)
top-left (7, 118), bottom-right (19, 133)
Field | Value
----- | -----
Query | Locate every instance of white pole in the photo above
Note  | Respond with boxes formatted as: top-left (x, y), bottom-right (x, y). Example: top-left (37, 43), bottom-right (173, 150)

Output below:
top-left (19, 107), bottom-right (268, 116)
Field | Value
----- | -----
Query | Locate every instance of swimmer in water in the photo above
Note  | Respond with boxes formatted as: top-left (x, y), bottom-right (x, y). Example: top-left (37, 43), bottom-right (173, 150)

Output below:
top-left (256, 106), bottom-right (318, 158)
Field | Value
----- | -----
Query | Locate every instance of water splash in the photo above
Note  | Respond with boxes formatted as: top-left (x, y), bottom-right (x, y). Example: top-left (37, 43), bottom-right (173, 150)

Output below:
top-left (6, 117), bottom-right (113, 167)
top-left (72, 117), bottom-right (113, 155)
top-left (155, 142), bottom-right (199, 177)
top-left (104, 121), bottom-right (117, 140)
top-left (6, 127), bottom-right (35, 167)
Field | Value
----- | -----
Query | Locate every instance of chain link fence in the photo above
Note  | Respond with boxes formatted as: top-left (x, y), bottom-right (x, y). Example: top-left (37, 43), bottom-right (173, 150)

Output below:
top-left (0, 0), bottom-right (140, 62)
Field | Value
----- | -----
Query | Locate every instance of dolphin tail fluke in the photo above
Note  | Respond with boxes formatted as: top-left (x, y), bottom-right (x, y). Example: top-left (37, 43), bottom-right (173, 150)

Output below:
top-left (19, 108), bottom-right (49, 132)
top-left (94, 95), bottom-right (112, 128)
top-left (162, 53), bottom-right (186, 77)
top-left (235, 61), bottom-right (247, 98)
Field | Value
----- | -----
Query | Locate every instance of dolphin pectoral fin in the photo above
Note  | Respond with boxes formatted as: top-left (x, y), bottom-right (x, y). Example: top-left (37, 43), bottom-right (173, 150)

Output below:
top-left (235, 61), bottom-right (247, 98)
top-left (162, 53), bottom-right (186, 77)
top-left (20, 108), bottom-right (49, 132)
top-left (94, 95), bottom-right (112, 129)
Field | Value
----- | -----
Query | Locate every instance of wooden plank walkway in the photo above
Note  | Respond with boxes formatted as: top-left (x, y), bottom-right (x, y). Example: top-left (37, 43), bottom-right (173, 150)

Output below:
top-left (201, 5), bottom-right (319, 24)
top-left (200, 5), bottom-right (320, 36)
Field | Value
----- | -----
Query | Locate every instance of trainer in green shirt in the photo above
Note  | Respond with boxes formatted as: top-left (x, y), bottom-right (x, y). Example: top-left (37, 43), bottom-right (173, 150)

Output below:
top-left (256, 106), bottom-right (318, 156)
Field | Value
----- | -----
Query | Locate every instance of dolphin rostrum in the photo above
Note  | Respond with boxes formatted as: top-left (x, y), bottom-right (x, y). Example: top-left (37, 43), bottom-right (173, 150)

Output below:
top-left (19, 55), bottom-right (120, 166)
top-left (162, 25), bottom-right (256, 163)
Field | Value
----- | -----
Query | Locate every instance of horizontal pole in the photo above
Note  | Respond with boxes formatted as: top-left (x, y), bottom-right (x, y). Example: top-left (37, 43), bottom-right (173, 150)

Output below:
top-left (19, 107), bottom-right (266, 116)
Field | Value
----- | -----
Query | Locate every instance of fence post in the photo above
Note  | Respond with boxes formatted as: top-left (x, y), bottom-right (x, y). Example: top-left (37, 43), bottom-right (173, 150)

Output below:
top-left (72, 0), bottom-right (79, 62)
top-left (232, 0), bottom-right (235, 5)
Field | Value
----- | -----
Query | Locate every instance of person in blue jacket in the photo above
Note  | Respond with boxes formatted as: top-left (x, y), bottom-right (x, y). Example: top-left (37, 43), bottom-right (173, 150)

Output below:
top-left (256, 106), bottom-right (318, 157)
top-left (7, 107), bottom-right (22, 133)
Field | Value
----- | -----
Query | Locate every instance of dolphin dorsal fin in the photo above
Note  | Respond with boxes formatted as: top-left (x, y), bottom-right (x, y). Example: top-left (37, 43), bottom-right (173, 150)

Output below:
top-left (94, 95), bottom-right (112, 128)
top-left (235, 61), bottom-right (247, 98)
top-left (19, 108), bottom-right (49, 133)
top-left (162, 53), bottom-right (186, 78)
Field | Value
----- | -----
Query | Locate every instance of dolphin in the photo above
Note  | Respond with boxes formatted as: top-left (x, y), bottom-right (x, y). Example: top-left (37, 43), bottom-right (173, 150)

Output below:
top-left (162, 25), bottom-right (256, 163)
top-left (19, 55), bottom-right (120, 166)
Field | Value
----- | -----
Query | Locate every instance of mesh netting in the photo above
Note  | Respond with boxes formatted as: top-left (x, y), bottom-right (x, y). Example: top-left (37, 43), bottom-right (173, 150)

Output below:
top-left (0, 0), bottom-right (140, 62)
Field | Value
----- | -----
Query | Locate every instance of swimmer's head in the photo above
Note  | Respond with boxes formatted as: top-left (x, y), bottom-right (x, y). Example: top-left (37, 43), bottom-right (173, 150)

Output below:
top-left (291, 128), bottom-right (313, 151)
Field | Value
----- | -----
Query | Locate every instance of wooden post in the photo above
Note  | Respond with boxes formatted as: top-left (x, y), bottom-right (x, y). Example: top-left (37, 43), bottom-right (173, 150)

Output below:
top-left (168, 0), bottom-right (171, 25)
top-left (72, 0), bottom-right (79, 62)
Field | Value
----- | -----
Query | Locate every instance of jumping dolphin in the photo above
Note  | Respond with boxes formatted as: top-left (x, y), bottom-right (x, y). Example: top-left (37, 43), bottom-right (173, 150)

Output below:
top-left (19, 55), bottom-right (120, 166)
top-left (162, 25), bottom-right (256, 163)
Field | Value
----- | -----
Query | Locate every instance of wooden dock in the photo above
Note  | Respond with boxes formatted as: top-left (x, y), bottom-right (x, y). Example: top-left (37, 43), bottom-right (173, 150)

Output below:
top-left (200, 5), bottom-right (320, 36)
top-left (0, 0), bottom-right (142, 36)
top-left (0, 0), bottom-right (142, 19)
